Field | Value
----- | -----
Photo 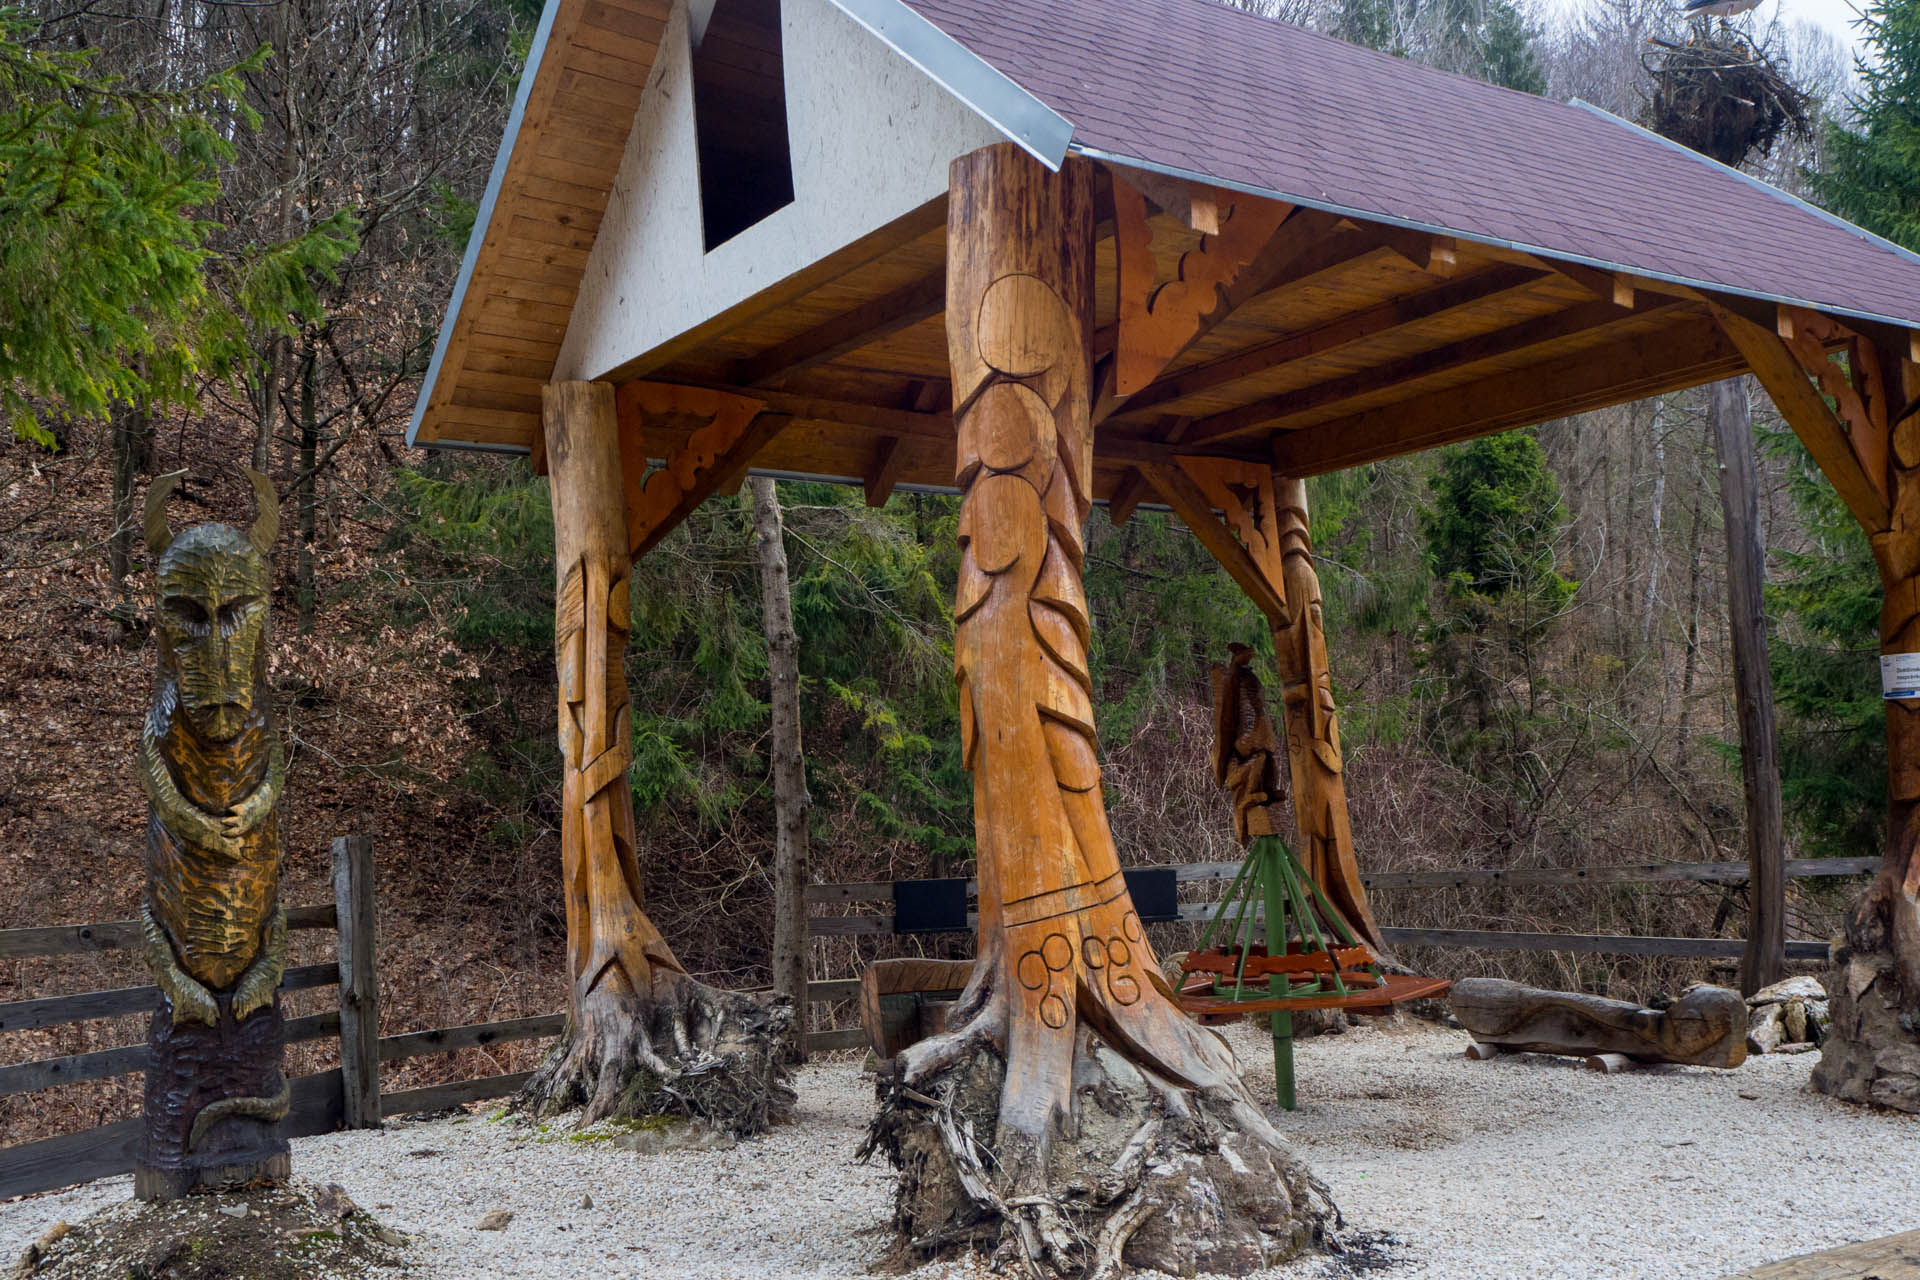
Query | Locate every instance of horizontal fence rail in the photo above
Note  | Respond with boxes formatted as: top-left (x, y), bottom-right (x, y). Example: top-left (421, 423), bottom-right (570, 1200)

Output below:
top-left (805, 857), bottom-right (1878, 956)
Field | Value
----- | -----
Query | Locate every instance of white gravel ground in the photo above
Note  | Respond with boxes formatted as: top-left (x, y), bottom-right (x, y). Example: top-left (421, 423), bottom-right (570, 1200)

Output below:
top-left (6, 1018), bottom-right (1916, 1279)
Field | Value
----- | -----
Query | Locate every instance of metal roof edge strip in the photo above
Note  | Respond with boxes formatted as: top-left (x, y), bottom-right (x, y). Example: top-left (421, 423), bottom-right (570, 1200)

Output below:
top-left (1074, 144), bottom-right (1920, 335)
top-left (418, 439), bottom-right (534, 456)
top-left (406, 0), bottom-right (566, 449)
top-left (1569, 99), bottom-right (1920, 281)
top-left (820, 0), bottom-right (1073, 168)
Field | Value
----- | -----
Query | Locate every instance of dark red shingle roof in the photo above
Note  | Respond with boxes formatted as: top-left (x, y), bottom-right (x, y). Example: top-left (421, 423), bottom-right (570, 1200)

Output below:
top-left (900, 0), bottom-right (1920, 329)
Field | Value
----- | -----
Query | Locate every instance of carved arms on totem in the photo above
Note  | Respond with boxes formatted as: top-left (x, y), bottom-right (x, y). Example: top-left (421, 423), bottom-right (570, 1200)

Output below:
top-left (139, 470), bottom-right (287, 1027)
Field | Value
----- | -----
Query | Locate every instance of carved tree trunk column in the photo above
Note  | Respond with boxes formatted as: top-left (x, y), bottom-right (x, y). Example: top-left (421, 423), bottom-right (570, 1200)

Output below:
top-left (1270, 476), bottom-right (1383, 947)
top-left (519, 381), bottom-right (791, 1132)
top-left (863, 144), bottom-right (1327, 1279)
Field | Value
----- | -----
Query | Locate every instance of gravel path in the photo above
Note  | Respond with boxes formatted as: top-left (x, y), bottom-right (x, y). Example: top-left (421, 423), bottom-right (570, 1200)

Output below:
top-left (6, 1018), bottom-right (1916, 1278)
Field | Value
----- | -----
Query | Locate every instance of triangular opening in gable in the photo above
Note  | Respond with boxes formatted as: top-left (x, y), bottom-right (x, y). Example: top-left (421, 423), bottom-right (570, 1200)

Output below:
top-left (692, 0), bottom-right (796, 251)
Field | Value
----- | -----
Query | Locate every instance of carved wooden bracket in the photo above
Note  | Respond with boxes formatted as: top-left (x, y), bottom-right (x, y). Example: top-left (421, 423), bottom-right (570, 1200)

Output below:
top-left (1779, 305), bottom-right (1891, 505)
top-left (1110, 170), bottom-right (1295, 398)
top-left (1136, 456), bottom-right (1287, 623)
top-left (613, 382), bottom-right (788, 559)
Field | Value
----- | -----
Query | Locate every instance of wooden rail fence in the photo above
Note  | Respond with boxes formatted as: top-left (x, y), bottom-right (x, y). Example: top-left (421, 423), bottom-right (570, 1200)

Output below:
top-left (0, 837), bottom-right (560, 1201)
top-left (805, 857), bottom-right (1877, 963)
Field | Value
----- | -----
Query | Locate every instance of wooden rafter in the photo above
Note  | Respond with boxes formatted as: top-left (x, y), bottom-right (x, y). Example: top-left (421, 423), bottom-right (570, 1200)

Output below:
top-left (1712, 304), bottom-right (1891, 533)
top-left (863, 436), bottom-right (910, 507)
top-left (1110, 171), bottom-right (1299, 395)
top-left (1106, 470), bottom-right (1151, 525)
top-left (614, 382), bottom-right (789, 558)
top-left (1274, 313), bottom-right (1746, 477)
top-left (1778, 304), bottom-right (1891, 504)
top-left (1188, 296), bottom-right (1682, 444)
top-left (733, 270), bottom-right (946, 387)
top-left (1136, 459), bottom-right (1287, 621)
top-left (1117, 263), bottom-right (1549, 418)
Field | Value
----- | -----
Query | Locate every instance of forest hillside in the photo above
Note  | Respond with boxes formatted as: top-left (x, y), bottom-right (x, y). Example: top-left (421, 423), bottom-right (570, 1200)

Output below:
top-left (0, 0), bottom-right (1892, 1145)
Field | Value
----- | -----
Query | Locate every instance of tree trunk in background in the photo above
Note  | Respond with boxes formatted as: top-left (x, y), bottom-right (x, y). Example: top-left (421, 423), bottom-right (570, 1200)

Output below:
top-left (750, 476), bottom-right (810, 1060)
top-left (1708, 377), bottom-right (1785, 995)
top-left (519, 381), bottom-right (792, 1132)
top-left (296, 337), bottom-right (319, 634)
top-left (108, 394), bottom-right (151, 611)
top-left (862, 144), bottom-right (1326, 1278)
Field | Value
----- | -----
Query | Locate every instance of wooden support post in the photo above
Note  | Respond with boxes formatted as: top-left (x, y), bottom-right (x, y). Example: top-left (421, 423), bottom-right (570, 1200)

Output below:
top-left (332, 835), bottom-right (380, 1129)
top-left (524, 381), bottom-right (791, 1130)
top-left (1707, 380), bottom-right (1785, 996)
top-left (866, 145), bottom-right (1323, 1273)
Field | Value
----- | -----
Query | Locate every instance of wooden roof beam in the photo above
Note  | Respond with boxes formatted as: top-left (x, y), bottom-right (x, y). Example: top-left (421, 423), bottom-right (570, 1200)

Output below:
top-left (1713, 303), bottom-right (1891, 533)
top-left (1135, 461), bottom-right (1288, 620)
top-left (1118, 262), bottom-right (1551, 417)
top-left (733, 269), bottom-right (946, 387)
top-left (1189, 295), bottom-right (1685, 444)
top-left (1271, 314), bottom-right (1745, 477)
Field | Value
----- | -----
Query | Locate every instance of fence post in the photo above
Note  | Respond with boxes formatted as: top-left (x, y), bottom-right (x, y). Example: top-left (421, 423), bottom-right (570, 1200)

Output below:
top-left (332, 835), bottom-right (380, 1128)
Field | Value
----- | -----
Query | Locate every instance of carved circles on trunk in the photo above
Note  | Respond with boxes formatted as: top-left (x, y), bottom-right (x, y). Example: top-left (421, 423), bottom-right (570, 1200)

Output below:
top-left (1018, 932), bottom-right (1076, 1029)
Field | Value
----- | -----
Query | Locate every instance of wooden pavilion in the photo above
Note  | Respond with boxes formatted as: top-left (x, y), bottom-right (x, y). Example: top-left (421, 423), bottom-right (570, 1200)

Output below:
top-left (410, 0), bottom-right (1920, 1251)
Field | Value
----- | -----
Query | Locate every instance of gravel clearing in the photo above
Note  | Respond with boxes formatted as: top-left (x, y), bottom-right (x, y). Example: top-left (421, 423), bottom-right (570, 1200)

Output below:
top-left (6, 1017), bottom-right (1916, 1279)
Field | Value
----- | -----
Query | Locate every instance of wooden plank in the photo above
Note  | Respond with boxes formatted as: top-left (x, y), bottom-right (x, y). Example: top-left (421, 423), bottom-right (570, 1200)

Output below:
top-left (1272, 314), bottom-right (1746, 477)
top-left (1378, 927), bottom-right (1830, 960)
top-left (863, 436), bottom-right (910, 507)
top-left (0, 1013), bottom-right (338, 1099)
top-left (807, 980), bottom-right (862, 1003)
top-left (380, 1071), bottom-right (532, 1118)
top-left (0, 1069), bottom-right (341, 1200)
top-left (1190, 297), bottom-right (1681, 443)
top-left (1723, 1228), bottom-right (1920, 1279)
top-left (1712, 303), bottom-right (1891, 533)
top-left (735, 271), bottom-right (945, 386)
top-left (1120, 264), bottom-right (1549, 416)
top-left (378, 1013), bottom-right (565, 1063)
top-left (333, 836), bottom-right (380, 1130)
top-left (0, 964), bottom-right (338, 1034)
top-left (803, 1027), bottom-right (869, 1052)
top-left (0, 903), bottom-right (334, 960)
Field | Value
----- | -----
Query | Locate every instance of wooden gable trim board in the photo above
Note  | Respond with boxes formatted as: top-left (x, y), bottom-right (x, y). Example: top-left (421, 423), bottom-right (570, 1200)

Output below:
top-left (411, 0), bottom-right (669, 450)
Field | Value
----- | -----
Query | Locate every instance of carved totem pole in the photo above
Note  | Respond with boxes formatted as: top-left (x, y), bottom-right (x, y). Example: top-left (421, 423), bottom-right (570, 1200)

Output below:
top-left (866, 145), bottom-right (1325, 1278)
top-left (135, 471), bottom-right (290, 1201)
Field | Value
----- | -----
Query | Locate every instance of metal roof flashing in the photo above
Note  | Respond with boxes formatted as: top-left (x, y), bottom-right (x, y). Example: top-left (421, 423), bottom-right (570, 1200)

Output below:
top-left (820, 0), bottom-right (1073, 168)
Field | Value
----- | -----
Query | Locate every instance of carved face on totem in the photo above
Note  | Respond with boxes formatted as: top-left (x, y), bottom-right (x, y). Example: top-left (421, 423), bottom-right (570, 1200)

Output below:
top-left (146, 472), bottom-right (278, 742)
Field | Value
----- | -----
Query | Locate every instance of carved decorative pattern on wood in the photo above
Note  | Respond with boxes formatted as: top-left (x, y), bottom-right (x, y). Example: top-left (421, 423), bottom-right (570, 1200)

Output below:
top-left (1780, 306), bottom-right (1890, 504)
top-left (136, 470), bottom-right (291, 1200)
top-left (619, 383), bottom-right (768, 558)
top-left (946, 145), bottom-right (1259, 1163)
top-left (1174, 456), bottom-right (1287, 607)
top-left (1111, 172), bottom-right (1294, 396)
top-left (547, 383), bottom-right (686, 1008)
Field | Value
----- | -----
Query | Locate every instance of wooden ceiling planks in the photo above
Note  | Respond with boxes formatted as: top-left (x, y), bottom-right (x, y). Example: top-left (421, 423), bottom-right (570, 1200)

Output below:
top-left (413, 0), bottom-right (669, 448)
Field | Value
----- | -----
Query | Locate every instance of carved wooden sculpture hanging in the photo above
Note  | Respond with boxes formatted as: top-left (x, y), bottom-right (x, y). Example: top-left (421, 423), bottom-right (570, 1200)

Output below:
top-left (518, 381), bottom-right (792, 1133)
top-left (135, 470), bottom-right (291, 1201)
top-left (1145, 457), bottom-right (1384, 949)
top-left (1713, 303), bottom-right (1920, 1110)
top-left (862, 144), bottom-right (1327, 1279)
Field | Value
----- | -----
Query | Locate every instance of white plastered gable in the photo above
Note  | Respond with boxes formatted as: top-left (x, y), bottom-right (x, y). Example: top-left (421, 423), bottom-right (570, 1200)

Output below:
top-left (553, 0), bottom-right (1008, 382)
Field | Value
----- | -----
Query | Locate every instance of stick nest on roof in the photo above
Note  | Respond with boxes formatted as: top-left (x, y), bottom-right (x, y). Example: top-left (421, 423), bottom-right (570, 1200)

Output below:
top-left (1642, 30), bottom-right (1811, 168)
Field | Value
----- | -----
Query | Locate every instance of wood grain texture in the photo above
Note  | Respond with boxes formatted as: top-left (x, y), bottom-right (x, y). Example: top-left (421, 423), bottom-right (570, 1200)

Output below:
top-left (1722, 1229), bottom-right (1920, 1279)
top-left (546, 381), bottom-right (686, 1012)
top-left (1450, 976), bottom-right (1747, 1067)
top-left (332, 835), bottom-right (380, 1129)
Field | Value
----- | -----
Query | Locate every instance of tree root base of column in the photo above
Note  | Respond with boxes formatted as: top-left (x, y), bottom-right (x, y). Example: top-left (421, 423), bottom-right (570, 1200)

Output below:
top-left (1812, 942), bottom-right (1920, 1112)
top-left (862, 1028), bottom-right (1329, 1278)
top-left (516, 980), bottom-right (795, 1136)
